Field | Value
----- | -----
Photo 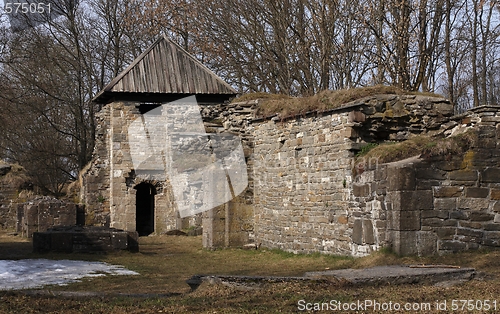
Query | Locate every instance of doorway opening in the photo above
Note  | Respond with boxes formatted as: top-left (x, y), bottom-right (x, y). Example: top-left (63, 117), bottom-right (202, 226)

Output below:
top-left (135, 182), bottom-right (156, 236)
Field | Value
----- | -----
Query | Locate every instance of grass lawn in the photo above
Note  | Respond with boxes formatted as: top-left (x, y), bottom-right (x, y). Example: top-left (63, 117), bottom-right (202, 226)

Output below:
top-left (0, 231), bottom-right (499, 313)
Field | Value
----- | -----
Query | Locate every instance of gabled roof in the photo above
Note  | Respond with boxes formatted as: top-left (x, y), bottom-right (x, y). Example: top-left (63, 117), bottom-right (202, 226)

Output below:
top-left (93, 34), bottom-right (237, 104)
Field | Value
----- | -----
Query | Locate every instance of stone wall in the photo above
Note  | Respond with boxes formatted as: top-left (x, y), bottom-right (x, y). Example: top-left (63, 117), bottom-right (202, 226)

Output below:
top-left (82, 92), bottom-right (500, 256)
top-left (16, 197), bottom-right (82, 238)
top-left (352, 105), bottom-right (500, 255)
top-left (0, 163), bottom-right (31, 230)
top-left (80, 104), bottom-right (112, 226)
top-left (251, 94), bottom-right (456, 256)
top-left (201, 100), bottom-right (257, 248)
top-left (81, 98), bottom-right (256, 240)
top-left (0, 165), bottom-right (17, 230)
top-left (81, 102), bottom-right (179, 232)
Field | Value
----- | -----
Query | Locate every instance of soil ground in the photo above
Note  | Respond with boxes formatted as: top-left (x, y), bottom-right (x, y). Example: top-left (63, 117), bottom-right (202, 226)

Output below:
top-left (0, 231), bottom-right (499, 313)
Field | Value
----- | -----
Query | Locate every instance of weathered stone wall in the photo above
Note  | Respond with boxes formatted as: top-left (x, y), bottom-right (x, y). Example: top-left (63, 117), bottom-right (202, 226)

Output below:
top-left (0, 165), bottom-right (18, 230)
top-left (33, 226), bottom-right (139, 253)
top-left (252, 94), bottom-right (455, 256)
top-left (0, 164), bottom-right (31, 230)
top-left (253, 110), bottom-right (358, 255)
top-left (80, 105), bottom-right (112, 226)
top-left (81, 101), bottom-right (179, 233)
top-left (16, 197), bottom-right (82, 238)
top-left (84, 93), bottom-right (500, 257)
top-left (352, 105), bottom-right (500, 255)
top-left (81, 99), bottom-right (256, 239)
top-left (201, 100), bottom-right (256, 248)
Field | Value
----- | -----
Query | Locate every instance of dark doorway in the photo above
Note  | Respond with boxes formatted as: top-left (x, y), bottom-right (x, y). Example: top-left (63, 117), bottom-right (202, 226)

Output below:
top-left (135, 183), bottom-right (156, 236)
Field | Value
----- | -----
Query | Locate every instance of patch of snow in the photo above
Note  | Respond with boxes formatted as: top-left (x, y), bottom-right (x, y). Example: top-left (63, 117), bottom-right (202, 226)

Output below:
top-left (0, 259), bottom-right (139, 291)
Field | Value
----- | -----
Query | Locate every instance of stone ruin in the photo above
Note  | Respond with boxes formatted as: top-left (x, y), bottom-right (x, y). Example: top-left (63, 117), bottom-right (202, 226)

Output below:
top-left (4, 35), bottom-right (500, 258)
top-left (33, 225), bottom-right (138, 253)
top-left (16, 197), bottom-right (84, 238)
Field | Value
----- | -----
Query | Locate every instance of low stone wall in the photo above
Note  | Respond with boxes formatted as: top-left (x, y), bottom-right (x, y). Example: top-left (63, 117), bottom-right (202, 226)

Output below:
top-left (33, 226), bottom-right (139, 253)
top-left (16, 197), bottom-right (83, 238)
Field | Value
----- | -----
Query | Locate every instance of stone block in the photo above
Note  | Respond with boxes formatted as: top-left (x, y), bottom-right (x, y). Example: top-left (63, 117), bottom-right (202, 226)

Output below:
top-left (482, 238), bottom-right (500, 246)
top-left (434, 198), bottom-right (457, 210)
top-left (433, 186), bottom-right (463, 198)
top-left (434, 160), bottom-right (463, 171)
top-left (458, 198), bottom-right (490, 210)
top-left (465, 187), bottom-right (489, 198)
top-left (483, 231), bottom-right (500, 239)
top-left (450, 210), bottom-right (469, 220)
top-left (390, 210), bottom-right (420, 231)
top-left (436, 227), bottom-right (456, 239)
top-left (32, 233), bottom-right (52, 253)
top-left (484, 223), bottom-right (500, 231)
top-left (337, 216), bottom-right (348, 224)
top-left (422, 218), bottom-right (458, 227)
top-left (421, 210), bottom-right (449, 219)
top-left (111, 232), bottom-right (129, 250)
top-left (352, 219), bottom-right (363, 245)
top-left (415, 167), bottom-right (446, 180)
top-left (362, 220), bottom-right (375, 244)
top-left (449, 170), bottom-right (478, 181)
top-left (459, 221), bottom-right (483, 229)
top-left (416, 180), bottom-right (440, 190)
top-left (349, 111), bottom-right (366, 123)
top-left (482, 167), bottom-right (500, 183)
top-left (50, 233), bottom-right (73, 252)
top-left (390, 230), bottom-right (418, 256)
top-left (417, 231), bottom-right (438, 256)
top-left (491, 189), bottom-right (500, 200)
top-left (374, 166), bottom-right (387, 181)
top-left (469, 212), bottom-right (495, 222)
top-left (493, 202), bottom-right (500, 212)
top-left (439, 240), bottom-right (467, 252)
top-left (352, 183), bottom-right (370, 197)
top-left (387, 166), bottom-right (415, 191)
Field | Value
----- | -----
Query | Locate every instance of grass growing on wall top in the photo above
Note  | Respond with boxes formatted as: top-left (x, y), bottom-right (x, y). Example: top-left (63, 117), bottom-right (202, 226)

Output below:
top-left (354, 129), bottom-right (478, 169)
top-left (233, 85), bottom-right (443, 118)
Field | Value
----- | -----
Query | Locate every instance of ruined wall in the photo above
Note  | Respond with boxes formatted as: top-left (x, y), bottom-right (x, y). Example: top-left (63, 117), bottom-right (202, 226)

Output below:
top-left (81, 99), bottom-right (255, 238)
top-left (16, 197), bottom-right (82, 238)
top-left (353, 105), bottom-right (500, 255)
top-left (0, 164), bottom-right (32, 230)
top-left (81, 101), bottom-right (178, 232)
top-left (253, 112), bottom-right (355, 254)
top-left (80, 105), bottom-right (112, 226)
top-left (0, 165), bottom-right (18, 229)
top-left (201, 100), bottom-right (256, 248)
top-left (252, 94), bottom-right (454, 256)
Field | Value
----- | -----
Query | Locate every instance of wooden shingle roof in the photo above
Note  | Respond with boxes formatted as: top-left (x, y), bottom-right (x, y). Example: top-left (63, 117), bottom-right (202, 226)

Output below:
top-left (93, 35), bottom-right (237, 104)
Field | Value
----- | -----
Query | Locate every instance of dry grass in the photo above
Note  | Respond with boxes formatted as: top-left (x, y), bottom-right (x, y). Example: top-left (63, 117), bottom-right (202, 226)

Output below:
top-left (355, 130), bottom-right (478, 171)
top-left (241, 86), bottom-right (442, 118)
top-left (0, 163), bottom-right (30, 189)
top-left (0, 232), bottom-right (499, 313)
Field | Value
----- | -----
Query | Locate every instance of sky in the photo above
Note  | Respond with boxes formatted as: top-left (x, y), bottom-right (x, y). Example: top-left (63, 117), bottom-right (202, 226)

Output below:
top-left (0, 259), bottom-right (139, 290)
